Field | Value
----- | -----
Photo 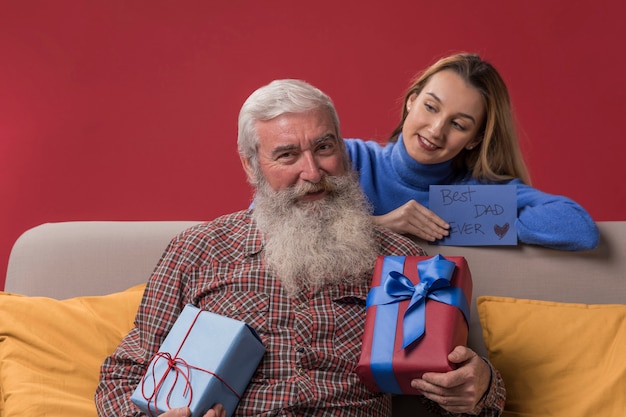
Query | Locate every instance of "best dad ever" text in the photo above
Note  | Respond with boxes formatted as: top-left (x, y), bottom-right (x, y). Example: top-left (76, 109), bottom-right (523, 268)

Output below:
top-left (439, 186), bottom-right (505, 218)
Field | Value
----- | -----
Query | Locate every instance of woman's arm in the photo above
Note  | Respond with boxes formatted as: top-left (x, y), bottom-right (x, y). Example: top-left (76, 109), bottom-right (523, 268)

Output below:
top-left (515, 183), bottom-right (599, 251)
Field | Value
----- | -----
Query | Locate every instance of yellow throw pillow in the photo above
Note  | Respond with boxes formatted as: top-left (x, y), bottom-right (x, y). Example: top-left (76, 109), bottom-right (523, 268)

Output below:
top-left (0, 284), bottom-right (145, 417)
top-left (477, 296), bottom-right (626, 417)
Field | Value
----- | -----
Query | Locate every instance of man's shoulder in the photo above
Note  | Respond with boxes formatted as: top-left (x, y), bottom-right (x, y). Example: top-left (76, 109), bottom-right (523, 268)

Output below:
top-left (374, 227), bottom-right (428, 256)
top-left (167, 210), bottom-right (257, 256)
top-left (206, 209), bottom-right (253, 229)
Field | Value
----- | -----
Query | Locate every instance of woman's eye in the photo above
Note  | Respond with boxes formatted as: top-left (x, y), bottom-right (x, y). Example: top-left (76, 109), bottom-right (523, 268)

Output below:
top-left (424, 103), bottom-right (436, 112)
top-left (452, 121), bottom-right (466, 131)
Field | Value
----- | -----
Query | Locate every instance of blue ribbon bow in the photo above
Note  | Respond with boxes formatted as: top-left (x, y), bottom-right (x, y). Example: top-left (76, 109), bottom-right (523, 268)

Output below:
top-left (366, 254), bottom-right (470, 349)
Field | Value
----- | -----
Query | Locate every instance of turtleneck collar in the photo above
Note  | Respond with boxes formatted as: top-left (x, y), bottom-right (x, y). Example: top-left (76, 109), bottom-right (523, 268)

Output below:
top-left (390, 133), bottom-right (457, 189)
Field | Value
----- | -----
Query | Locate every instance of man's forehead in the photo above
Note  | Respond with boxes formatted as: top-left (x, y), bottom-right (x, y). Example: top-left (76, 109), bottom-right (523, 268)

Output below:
top-left (256, 111), bottom-right (338, 146)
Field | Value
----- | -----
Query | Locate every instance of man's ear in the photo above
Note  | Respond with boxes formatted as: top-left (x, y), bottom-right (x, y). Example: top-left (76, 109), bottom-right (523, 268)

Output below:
top-left (240, 155), bottom-right (257, 184)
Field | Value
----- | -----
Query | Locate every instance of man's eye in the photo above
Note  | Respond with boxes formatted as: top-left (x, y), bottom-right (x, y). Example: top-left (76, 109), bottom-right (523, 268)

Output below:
top-left (316, 141), bottom-right (337, 154)
top-left (276, 152), bottom-right (295, 160)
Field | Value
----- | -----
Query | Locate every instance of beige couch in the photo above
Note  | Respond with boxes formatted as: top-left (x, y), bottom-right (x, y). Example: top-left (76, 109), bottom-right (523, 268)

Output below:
top-left (2, 221), bottom-right (625, 417)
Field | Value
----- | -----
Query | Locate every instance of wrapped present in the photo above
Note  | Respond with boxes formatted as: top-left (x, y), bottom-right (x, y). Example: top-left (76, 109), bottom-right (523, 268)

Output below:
top-left (355, 254), bottom-right (472, 395)
top-left (131, 304), bottom-right (265, 417)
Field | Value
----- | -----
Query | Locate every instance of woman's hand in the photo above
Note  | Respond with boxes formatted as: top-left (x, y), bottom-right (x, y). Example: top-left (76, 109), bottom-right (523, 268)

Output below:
top-left (372, 200), bottom-right (450, 241)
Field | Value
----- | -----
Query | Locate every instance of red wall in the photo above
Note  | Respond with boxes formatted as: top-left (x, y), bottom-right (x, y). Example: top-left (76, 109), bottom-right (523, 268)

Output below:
top-left (2, 1), bottom-right (625, 289)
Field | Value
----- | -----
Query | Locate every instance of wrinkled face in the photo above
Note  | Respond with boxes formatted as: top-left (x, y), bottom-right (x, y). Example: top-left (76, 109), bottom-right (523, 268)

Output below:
top-left (241, 108), bottom-right (346, 203)
top-left (402, 70), bottom-right (485, 165)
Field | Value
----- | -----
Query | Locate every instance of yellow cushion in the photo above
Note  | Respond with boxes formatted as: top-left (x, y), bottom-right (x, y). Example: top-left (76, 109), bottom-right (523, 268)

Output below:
top-left (0, 285), bottom-right (145, 417)
top-left (477, 296), bottom-right (626, 417)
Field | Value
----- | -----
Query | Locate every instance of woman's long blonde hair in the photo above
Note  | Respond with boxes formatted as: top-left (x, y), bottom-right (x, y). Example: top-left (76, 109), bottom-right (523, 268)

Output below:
top-left (389, 53), bottom-right (530, 184)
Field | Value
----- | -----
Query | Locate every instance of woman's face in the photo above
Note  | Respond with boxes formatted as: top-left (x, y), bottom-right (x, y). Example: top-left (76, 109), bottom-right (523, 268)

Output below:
top-left (402, 69), bottom-right (485, 165)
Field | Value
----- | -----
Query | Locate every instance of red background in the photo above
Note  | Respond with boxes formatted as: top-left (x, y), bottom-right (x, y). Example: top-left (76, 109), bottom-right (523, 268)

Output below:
top-left (1, 1), bottom-right (624, 289)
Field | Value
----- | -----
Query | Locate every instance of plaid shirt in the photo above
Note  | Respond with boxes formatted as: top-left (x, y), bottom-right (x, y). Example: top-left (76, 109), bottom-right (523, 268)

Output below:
top-left (95, 209), bottom-right (505, 416)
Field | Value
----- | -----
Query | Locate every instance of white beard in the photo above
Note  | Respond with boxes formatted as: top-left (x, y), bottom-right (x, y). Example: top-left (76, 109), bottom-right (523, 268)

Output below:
top-left (252, 172), bottom-right (379, 296)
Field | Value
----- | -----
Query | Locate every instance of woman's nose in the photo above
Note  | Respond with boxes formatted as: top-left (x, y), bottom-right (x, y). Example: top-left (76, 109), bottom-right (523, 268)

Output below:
top-left (429, 117), bottom-right (445, 139)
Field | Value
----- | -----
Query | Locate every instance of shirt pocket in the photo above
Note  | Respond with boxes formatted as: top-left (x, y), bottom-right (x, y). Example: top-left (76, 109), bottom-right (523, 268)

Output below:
top-left (196, 291), bottom-right (270, 336)
top-left (332, 290), bottom-right (368, 363)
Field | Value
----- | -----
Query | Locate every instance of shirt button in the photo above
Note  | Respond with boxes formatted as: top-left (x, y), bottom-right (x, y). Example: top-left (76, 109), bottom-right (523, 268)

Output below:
top-left (230, 304), bottom-right (237, 312)
top-left (295, 346), bottom-right (305, 353)
top-left (296, 367), bottom-right (305, 375)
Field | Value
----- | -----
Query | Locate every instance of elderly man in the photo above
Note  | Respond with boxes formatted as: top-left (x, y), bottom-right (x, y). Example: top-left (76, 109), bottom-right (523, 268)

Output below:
top-left (95, 79), bottom-right (505, 417)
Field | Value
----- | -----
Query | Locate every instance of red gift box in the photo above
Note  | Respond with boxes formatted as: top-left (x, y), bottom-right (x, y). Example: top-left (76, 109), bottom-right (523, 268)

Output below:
top-left (355, 255), bottom-right (472, 395)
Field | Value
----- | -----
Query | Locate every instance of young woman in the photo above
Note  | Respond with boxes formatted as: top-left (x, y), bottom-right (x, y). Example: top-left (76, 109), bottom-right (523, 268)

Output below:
top-left (345, 53), bottom-right (599, 251)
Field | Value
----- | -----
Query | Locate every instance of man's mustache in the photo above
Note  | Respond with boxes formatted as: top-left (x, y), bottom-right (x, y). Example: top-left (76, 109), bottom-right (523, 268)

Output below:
top-left (289, 177), bottom-right (339, 199)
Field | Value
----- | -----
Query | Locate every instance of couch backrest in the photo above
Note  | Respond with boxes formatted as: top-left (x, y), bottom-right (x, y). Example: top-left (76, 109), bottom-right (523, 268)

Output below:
top-left (423, 221), bottom-right (626, 356)
top-left (4, 221), bottom-right (201, 299)
top-left (5, 221), bottom-right (626, 357)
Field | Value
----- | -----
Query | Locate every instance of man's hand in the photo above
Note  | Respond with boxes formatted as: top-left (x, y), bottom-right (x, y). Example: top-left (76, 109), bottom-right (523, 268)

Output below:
top-left (410, 346), bottom-right (491, 414)
top-left (159, 404), bottom-right (226, 417)
top-left (372, 200), bottom-right (449, 242)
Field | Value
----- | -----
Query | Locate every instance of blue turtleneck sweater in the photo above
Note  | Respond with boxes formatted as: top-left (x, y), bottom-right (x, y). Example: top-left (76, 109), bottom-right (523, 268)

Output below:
top-left (345, 135), bottom-right (599, 251)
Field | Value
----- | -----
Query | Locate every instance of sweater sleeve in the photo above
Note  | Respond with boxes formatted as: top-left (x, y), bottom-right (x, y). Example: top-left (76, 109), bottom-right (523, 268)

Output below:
top-left (514, 183), bottom-right (599, 251)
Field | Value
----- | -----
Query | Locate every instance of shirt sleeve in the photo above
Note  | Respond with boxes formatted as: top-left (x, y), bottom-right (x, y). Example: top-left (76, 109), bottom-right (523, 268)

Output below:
top-left (469, 359), bottom-right (506, 416)
top-left (94, 234), bottom-right (194, 417)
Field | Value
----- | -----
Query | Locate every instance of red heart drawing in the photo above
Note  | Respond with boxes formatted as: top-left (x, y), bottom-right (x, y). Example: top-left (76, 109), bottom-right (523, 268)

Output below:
top-left (494, 223), bottom-right (510, 239)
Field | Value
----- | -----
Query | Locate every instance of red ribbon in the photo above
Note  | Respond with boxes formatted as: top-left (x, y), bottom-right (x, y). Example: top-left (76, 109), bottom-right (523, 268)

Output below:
top-left (139, 309), bottom-right (242, 417)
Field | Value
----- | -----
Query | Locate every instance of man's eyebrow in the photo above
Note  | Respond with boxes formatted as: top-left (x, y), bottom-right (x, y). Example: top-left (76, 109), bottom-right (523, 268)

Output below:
top-left (426, 92), bottom-right (477, 123)
top-left (316, 133), bottom-right (338, 144)
top-left (271, 144), bottom-right (297, 157)
top-left (270, 133), bottom-right (339, 157)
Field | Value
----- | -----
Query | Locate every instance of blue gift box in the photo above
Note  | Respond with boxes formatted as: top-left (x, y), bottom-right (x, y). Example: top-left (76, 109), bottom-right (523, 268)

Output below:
top-left (131, 304), bottom-right (265, 417)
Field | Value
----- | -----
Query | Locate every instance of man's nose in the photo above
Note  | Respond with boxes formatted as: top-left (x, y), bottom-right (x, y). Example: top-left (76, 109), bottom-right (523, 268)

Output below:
top-left (299, 151), bottom-right (323, 183)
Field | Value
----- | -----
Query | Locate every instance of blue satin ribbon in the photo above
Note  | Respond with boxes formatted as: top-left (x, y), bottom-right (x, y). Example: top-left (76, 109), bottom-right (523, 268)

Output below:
top-left (365, 255), bottom-right (470, 393)
top-left (367, 256), bottom-right (404, 393)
